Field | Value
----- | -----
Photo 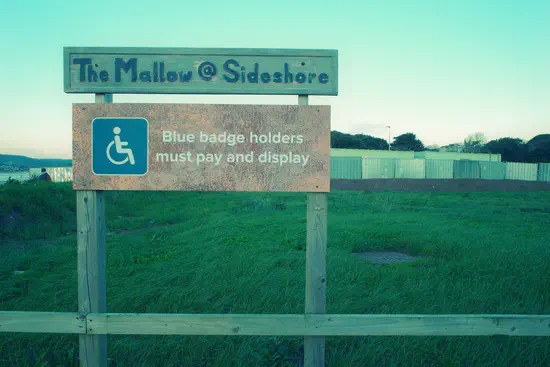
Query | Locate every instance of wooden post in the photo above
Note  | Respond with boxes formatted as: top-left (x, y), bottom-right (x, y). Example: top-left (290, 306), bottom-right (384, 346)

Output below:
top-left (300, 95), bottom-right (328, 367)
top-left (77, 93), bottom-right (111, 367)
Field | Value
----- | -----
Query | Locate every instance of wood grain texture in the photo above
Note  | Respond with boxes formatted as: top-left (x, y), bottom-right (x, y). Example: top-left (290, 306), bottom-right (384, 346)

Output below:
top-left (85, 314), bottom-right (550, 336)
top-left (0, 312), bottom-right (84, 334)
top-left (2, 312), bottom-right (549, 337)
top-left (77, 91), bottom-right (109, 367)
top-left (77, 190), bottom-right (107, 367)
top-left (302, 94), bottom-right (328, 367)
top-left (64, 47), bottom-right (338, 95)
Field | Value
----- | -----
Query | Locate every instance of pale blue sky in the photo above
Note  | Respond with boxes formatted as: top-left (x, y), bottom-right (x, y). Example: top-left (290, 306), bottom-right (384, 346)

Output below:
top-left (0, 0), bottom-right (548, 158)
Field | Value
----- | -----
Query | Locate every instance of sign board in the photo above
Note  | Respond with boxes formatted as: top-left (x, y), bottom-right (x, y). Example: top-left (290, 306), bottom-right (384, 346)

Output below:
top-left (64, 47), bottom-right (338, 95)
top-left (73, 104), bottom-right (330, 192)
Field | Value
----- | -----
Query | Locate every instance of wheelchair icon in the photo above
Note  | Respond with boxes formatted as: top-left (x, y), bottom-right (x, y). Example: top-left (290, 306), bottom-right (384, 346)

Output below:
top-left (106, 127), bottom-right (135, 165)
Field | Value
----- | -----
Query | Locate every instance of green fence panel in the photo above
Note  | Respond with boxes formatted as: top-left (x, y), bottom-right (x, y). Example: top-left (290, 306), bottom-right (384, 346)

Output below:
top-left (480, 162), bottom-right (506, 180)
top-left (453, 160), bottom-right (480, 179)
top-left (330, 157), bottom-right (362, 179)
top-left (395, 159), bottom-right (425, 179)
top-left (538, 163), bottom-right (550, 182)
top-left (425, 160), bottom-right (454, 179)
top-left (362, 158), bottom-right (396, 179)
top-left (506, 162), bottom-right (538, 181)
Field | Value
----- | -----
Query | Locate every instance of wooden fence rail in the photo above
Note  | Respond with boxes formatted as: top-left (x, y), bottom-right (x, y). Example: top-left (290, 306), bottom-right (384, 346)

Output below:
top-left (2, 312), bottom-right (550, 337)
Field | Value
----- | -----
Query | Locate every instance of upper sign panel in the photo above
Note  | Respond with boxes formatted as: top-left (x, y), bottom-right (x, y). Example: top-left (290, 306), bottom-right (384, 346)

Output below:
top-left (64, 47), bottom-right (338, 95)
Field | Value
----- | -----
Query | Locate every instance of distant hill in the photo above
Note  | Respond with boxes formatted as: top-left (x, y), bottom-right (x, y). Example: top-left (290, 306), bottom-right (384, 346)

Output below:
top-left (0, 154), bottom-right (71, 171)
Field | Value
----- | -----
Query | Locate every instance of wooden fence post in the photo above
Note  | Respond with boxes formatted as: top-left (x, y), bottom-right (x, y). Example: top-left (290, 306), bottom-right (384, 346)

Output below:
top-left (300, 95), bottom-right (328, 367)
top-left (77, 93), bottom-right (111, 367)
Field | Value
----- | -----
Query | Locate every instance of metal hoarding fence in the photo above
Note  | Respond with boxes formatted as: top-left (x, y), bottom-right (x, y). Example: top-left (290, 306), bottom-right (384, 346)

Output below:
top-left (453, 160), bottom-right (480, 179)
top-left (395, 159), bottom-right (425, 179)
top-left (425, 160), bottom-right (454, 179)
top-left (330, 157), bottom-right (362, 179)
top-left (480, 162), bottom-right (506, 180)
top-left (362, 158), bottom-right (396, 179)
top-left (538, 163), bottom-right (550, 182)
top-left (505, 162), bottom-right (538, 181)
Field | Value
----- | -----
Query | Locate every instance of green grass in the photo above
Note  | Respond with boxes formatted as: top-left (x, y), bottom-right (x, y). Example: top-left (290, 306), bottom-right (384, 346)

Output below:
top-left (1, 182), bottom-right (550, 366)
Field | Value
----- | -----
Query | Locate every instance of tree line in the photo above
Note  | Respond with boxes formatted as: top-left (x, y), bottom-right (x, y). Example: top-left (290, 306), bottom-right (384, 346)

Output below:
top-left (331, 131), bottom-right (550, 163)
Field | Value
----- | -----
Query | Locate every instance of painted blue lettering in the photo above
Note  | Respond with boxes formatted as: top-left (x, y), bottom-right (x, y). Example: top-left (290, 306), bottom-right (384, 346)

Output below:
top-left (73, 58), bottom-right (91, 82)
top-left (319, 73), bottom-right (329, 84)
top-left (296, 72), bottom-right (306, 84)
top-left (167, 71), bottom-right (177, 82)
top-left (284, 63), bottom-right (293, 83)
top-left (115, 58), bottom-right (137, 82)
top-left (247, 63), bottom-right (259, 83)
top-left (273, 72), bottom-right (283, 83)
top-left (139, 71), bottom-right (152, 82)
top-left (87, 65), bottom-right (98, 82)
top-left (261, 72), bottom-right (271, 83)
top-left (223, 59), bottom-right (240, 83)
top-left (160, 62), bottom-right (166, 82)
top-left (179, 71), bottom-right (192, 82)
top-left (99, 70), bottom-right (109, 82)
top-left (153, 62), bottom-right (159, 82)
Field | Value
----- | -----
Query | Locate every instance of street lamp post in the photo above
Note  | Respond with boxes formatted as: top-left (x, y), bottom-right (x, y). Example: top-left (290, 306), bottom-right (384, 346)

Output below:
top-left (386, 126), bottom-right (391, 151)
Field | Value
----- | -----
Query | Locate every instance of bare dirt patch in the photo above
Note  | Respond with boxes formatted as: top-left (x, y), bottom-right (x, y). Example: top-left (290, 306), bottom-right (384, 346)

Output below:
top-left (353, 251), bottom-right (419, 264)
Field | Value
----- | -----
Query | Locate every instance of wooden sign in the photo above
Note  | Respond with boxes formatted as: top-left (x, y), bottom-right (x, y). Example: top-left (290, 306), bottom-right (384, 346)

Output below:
top-left (73, 104), bottom-right (330, 192)
top-left (64, 48), bottom-right (338, 95)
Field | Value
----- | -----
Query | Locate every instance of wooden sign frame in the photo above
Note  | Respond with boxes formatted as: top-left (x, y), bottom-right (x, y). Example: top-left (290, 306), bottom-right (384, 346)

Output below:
top-left (64, 47), bottom-right (338, 96)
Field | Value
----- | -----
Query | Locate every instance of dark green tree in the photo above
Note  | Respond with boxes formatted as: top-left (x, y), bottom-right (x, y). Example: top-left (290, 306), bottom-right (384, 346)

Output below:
top-left (486, 138), bottom-right (528, 162)
top-left (526, 134), bottom-right (550, 163)
top-left (390, 133), bottom-right (425, 151)
top-left (331, 131), bottom-right (388, 150)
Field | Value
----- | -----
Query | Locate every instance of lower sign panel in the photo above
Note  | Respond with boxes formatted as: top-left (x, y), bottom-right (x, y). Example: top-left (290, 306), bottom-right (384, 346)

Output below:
top-left (73, 104), bottom-right (330, 192)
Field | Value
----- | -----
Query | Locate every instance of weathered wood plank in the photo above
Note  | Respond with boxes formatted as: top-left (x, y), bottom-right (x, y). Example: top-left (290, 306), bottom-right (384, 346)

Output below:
top-left (305, 193), bottom-right (328, 313)
top-left (86, 314), bottom-right (550, 336)
top-left (0, 312), bottom-right (85, 334)
top-left (77, 101), bottom-right (108, 367)
top-left (302, 94), bottom-right (329, 367)
top-left (305, 192), bottom-right (328, 367)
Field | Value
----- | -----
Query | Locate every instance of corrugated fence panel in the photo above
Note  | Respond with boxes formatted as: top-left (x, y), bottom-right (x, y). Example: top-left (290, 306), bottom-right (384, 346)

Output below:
top-left (330, 157), bottom-right (362, 179)
top-left (425, 160), bottom-right (454, 179)
top-left (480, 162), bottom-right (506, 180)
top-left (362, 158), bottom-right (396, 179)
top-left (453, 161), bottom-right (480, 179)
top-left (506, 162), bottom-right (538, 181)
top-left (395, 159), bottom-right (426, 179)
top-left (538, 163), bottom-right (550, 182)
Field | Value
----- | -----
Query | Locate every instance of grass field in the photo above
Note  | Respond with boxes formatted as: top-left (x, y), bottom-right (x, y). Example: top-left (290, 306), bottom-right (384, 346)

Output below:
top-left (1, 182), bottom-right (550, 366)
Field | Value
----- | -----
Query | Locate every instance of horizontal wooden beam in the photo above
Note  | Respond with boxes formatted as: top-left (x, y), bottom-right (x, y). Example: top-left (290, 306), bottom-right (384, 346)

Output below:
top-left (87, 314), bottom-right (550, 337)
top-left (3, 312), bottom-right (549, 337)
top-left (0, 312), bottom-right (85, 334)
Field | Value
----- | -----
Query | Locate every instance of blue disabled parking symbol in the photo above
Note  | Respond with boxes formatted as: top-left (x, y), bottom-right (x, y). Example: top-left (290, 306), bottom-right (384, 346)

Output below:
top-left (92, 117), bottom-right (148, 175)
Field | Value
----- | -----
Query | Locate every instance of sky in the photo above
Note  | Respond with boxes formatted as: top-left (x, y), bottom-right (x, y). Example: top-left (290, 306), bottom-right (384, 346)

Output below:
top-left (0, 0), bottom-right (549, 159)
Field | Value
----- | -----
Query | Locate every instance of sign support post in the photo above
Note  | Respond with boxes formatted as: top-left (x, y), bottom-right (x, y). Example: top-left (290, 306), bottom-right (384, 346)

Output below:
top-left (77, 93), bottom-right (111, 367)
top-left (300, 95), bottom-right (328, 367)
